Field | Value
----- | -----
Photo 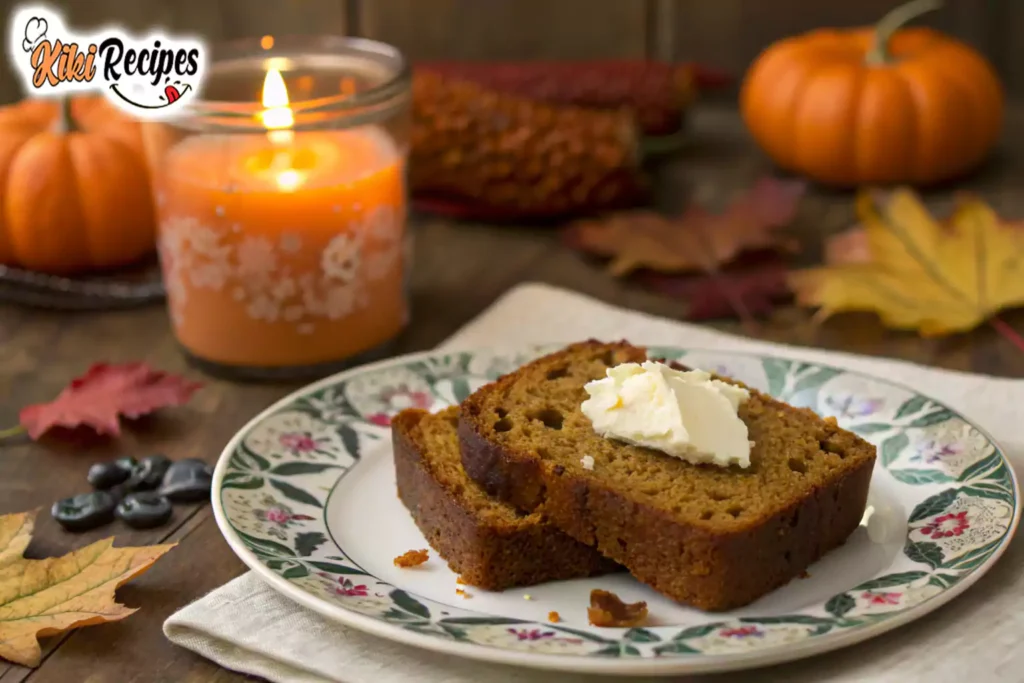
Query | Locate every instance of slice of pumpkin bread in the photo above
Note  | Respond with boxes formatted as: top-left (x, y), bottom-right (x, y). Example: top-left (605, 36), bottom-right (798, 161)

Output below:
top-left (458, 340), bottom-right (876, 610)
top-left (392, 406), bottom-right (620, 591)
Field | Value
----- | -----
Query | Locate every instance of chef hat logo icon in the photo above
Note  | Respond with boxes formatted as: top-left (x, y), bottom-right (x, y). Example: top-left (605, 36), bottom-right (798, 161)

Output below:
top-left (22, 16), bottom-right (47, 52)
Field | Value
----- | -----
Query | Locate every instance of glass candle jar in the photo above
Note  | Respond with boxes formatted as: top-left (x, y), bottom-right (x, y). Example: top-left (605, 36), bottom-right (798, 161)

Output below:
top-left (143, 36), bottom-right (411, 381)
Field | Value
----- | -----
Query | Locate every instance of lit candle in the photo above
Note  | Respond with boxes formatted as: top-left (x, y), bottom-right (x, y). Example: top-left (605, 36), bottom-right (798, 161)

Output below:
top-left (153, 64), bottom-right (408, 371)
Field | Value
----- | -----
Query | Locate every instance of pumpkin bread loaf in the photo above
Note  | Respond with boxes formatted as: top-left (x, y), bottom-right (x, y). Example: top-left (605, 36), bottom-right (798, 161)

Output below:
top-left (392, 406), bottom-right (620, 590)
top-left (458, 340), bottom-right (877, 611)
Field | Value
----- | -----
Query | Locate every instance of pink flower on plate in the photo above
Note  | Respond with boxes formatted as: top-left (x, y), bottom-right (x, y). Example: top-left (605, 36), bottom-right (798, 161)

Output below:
top-left (861, 591), bottom-right (901, 606)
top-left (368, 387), bottom-right (434, 426)
top-left (824, 394), bottom-right (884, 419)
top-left (279, 432), bottom-right (319, 453)
top-left (720, 626), bottom-right (763, 638)
top-left (254, 495), bottom-right (315, 534)
top-left (259, 506), bottom-right (314, 526)
top-left (335, 578), bottom-right (369, 597)
top-left (913, 439), bottom-right (962, 464)
top-left (264, 508), bottom-right (291, 524)
top-left (507, 628), bottom-right (555, 641)
top-left (920, 510), bottom-right (970, 539)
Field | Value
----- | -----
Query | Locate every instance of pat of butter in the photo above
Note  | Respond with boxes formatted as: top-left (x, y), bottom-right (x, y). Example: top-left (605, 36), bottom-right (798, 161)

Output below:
top-left (581, 361), bottom-right (752, 468)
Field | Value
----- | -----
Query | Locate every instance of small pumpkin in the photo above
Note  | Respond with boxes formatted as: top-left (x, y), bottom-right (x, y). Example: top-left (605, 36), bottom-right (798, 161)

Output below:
top-left (740, 0), bottom-right (1004, 187)
top-left (0, 97), bottom-right (155, 274)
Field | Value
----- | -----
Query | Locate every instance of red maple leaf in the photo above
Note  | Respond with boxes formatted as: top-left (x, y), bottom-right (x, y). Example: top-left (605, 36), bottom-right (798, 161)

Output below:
top-left (563, 176), bottom-right (805, 277)
top-left (639, 253), bottom-right (793, 321)
top-left (18, 363), bottom-right (204, 440)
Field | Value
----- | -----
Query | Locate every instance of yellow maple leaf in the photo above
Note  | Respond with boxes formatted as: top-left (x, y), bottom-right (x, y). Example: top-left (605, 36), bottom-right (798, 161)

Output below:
top-left (0, 510), bottom-right (35, 570)
top-left (0, 509), bottom-right (175, 667)
top-left (789, 189), bottom-right (1024, 336)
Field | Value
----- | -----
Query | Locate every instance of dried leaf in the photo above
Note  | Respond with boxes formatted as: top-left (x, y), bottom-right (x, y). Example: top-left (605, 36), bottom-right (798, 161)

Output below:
top-left (18, 363), bottom-right (203, 440)
top-left (823, 225), bottom-right (871, 265)
top-left (790, 190), bottom-right (1024, 336)
top-left (0, 510), bottom-right (175, 667)
top-left (640, 254), bottom-right (792, 320)
top-left (0, 510), bottom-right (36, 570)
top-left (564, 177), bottom-right (804, 277)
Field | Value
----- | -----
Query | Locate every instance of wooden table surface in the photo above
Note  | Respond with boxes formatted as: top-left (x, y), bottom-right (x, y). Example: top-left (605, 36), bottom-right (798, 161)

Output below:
top-left (1, 104), bottom-right (1022, 683)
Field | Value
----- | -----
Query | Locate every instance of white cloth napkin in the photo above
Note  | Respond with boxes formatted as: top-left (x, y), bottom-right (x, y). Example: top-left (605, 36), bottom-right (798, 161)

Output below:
top-left (165, 283), bottom-right (1024, 683)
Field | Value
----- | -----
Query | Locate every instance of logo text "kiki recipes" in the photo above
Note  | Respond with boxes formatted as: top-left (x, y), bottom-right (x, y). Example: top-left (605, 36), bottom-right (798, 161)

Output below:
top-left (7, 3), bottom-right (208, 119)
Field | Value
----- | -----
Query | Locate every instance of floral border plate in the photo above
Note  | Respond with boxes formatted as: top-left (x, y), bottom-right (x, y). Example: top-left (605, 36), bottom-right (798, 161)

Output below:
top-left (211, 346), bottom-right (1019, 676)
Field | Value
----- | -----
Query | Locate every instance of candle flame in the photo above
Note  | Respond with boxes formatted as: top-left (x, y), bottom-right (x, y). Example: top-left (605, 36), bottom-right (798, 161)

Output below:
top-left (261, 67), bottom-right (294, 141)
top-left (260, 67), bottom-right (302, 190)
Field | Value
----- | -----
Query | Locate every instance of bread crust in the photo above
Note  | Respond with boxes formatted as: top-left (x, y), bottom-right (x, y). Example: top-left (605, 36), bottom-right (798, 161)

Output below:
top-left (458, 341), bottom-right (877, 611)
top-left (392, 408), bottom-right (619, 591)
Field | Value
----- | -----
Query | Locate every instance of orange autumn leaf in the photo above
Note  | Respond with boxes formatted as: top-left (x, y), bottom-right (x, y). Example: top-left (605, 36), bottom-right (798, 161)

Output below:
top-left (563, 177), bottom-right (804, 277)
top-left (0, 510), bottom-right (175, 667)
top-left (789, 189), bottom-right (1024, 336)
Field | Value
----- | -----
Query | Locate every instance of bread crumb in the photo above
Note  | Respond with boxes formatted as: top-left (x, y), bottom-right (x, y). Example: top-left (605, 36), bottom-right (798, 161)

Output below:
top-left (455, 575), bottom-right (466, 585)
top-left (455, 588), bottom-right (472, 599)
top-left (587, 589), bottom-right (648, 627)
top-left (523, 594), bottom-right (533, 600)
top-left (799, 570), bottom-right (811, 579)
top-left (824, 415), bottom-right (838, 425)
top-left (581, 455), bottom-right (595, 470)
top-left (548, 611), bottom-right (561, 623)
top-left (393, 549), bottom-right (429, 567)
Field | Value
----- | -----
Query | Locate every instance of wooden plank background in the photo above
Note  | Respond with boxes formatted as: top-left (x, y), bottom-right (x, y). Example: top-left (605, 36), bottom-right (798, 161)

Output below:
top-left (0, 0), bottom-right (1015, 105)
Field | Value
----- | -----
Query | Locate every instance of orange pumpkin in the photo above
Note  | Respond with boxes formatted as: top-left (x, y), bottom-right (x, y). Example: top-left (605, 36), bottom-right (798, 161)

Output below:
top-left (740, 0), bottom-right (1004, 187)
top-left (0, 97), bottom-right (155, 274)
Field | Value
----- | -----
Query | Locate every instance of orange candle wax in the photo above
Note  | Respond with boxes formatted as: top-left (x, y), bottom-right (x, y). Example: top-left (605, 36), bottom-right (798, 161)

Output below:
top-left (155, 71), bottom-right (407, 368)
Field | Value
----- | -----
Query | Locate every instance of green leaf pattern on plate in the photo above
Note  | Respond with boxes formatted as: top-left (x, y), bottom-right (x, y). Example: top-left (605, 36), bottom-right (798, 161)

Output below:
top-left (217, 348), bottom-right (1017, 660)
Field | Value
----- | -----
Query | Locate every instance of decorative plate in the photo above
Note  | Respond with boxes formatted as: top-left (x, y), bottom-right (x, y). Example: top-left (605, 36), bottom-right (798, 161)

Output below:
top-left (212, 346), bottom-right (1019, 676)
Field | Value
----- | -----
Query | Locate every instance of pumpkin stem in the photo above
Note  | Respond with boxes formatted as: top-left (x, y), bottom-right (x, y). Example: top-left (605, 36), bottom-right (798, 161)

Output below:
top-left (53, 97), bottom-right (78, 134)
top-left (867, 0), bottom-right (943, 66)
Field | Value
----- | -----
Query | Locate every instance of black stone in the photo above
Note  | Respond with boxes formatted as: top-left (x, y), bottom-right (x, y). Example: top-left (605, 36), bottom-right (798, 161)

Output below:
top-left (106, 455), bottom-right (173, 501)
top-left (51, 491), bottom-right (116, 532)
top-left (160, 458), bottom-right (213, 503)
top-left (115, 492), bottom-right (173, 529)
top-left (132, 454), bottom-right (173, 491)
top-left (107, 481), bottom-right (134, 503)
top-left (86, 456), bottom-right (137, 490)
